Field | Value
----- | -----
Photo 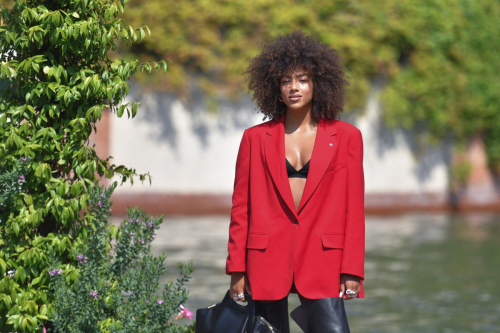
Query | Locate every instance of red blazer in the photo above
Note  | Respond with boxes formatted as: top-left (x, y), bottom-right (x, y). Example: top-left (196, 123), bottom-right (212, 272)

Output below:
top-left (225, 113), bottom-right (365, 300)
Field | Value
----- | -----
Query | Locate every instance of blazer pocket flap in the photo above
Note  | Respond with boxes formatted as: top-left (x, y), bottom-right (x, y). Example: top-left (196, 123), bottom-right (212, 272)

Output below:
top-left (247, 233), bottom-right (268, 249)
top-left (326, 162), bottom-right (346, 172)
top-left (321, 233), bottom-right (344, 249)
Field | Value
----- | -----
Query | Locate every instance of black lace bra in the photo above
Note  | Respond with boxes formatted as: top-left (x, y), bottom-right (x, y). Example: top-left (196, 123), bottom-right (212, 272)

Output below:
top-left (286, 158), bottom-right (310, 179)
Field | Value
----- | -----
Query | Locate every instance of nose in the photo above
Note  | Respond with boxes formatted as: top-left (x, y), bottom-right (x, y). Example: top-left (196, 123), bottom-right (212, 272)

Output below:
top-left (290, 78), bottom-right (299, 91)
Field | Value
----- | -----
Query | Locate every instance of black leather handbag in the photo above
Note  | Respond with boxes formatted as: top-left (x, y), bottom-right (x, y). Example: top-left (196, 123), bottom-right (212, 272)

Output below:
top-left (195, 289), bottom-right (281, 333)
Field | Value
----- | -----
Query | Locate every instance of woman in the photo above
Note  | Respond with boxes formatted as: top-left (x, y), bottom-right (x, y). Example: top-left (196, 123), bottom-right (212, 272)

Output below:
top-left (225, 30), bottom-right (365, 332)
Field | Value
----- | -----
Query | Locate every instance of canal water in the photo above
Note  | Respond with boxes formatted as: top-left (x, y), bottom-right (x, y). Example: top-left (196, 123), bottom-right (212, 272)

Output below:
top-left (112, 212), bottom-right (500, 332)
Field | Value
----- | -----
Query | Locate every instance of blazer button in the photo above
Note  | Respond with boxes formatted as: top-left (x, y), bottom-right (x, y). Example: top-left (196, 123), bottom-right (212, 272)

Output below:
top-left (294, 219), bottom-right (299, 224)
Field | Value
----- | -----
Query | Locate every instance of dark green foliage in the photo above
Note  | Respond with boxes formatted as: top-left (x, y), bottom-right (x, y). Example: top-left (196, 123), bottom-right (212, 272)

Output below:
top-left (120, 0), bottom-right (499, 169)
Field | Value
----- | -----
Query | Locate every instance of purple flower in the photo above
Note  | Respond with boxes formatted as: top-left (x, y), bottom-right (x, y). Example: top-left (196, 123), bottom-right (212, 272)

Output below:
top-left (98, 201), bottom-right (102, 207)
top-left (57, 269), bottom-right (62, 274)
top-left (49, 270), bottom-right (56, 276)
top-left (19, 175), bottom-right (25, 178)
top-left (135, 218), bottom-right (139, 223)
top-left (157, 300), bottom-right (164, 304)
top-left (77, 254), bottom-right (88, 263)
top-left (152, 234), bottom-right (156, 240)
top-left (90, 290), bottom-right (98, 298)
top-left (141, 239), bottom-right (145, 244)
top-left (100, 194), bottom-right (104, 198)
top-left (147, 222), bottom-right (153, 228)
top-left (130, 219), bottom-right (133, 223)
top-left (21, 157), bottom-right (27, 161)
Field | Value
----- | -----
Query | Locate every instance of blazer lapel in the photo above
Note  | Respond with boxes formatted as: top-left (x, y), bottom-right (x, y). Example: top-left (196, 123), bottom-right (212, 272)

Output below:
top-left (264, 114), bottom-right (338, 218)
top-left (264, 114), bottom-right (299, 220)
top-left (296, 118), bottom-right (338, 214)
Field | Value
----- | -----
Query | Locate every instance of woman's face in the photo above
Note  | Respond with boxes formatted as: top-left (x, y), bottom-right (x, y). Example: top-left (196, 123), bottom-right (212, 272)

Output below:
top-left (279, 67), bottom-right (314, 111)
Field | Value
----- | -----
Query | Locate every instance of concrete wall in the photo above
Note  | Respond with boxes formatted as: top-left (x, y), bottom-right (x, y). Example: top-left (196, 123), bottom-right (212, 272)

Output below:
top-left (91, 81), bottom-right (499, 215)
top-left (109, 82), bottom-right (260, 194)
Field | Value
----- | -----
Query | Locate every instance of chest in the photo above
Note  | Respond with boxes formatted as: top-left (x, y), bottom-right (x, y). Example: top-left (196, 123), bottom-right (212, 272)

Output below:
top-left (284, 129), bottom-right (317, 170)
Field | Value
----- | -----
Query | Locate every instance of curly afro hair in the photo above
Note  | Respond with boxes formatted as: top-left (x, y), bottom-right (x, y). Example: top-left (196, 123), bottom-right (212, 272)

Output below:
top-left (245, 30), bottom-right (349, 122)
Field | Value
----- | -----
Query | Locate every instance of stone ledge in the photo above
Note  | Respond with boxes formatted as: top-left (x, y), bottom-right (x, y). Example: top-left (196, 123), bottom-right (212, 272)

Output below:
top-left (109, 192), bottom-right (500, 217)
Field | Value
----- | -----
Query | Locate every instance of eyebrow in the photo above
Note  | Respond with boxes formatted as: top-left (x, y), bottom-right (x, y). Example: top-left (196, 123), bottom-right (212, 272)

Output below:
top-left (281, 73), bottom-right (310, 79)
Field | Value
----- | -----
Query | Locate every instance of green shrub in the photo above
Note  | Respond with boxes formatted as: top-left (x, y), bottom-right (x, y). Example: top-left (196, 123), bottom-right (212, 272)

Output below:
top-left (48, 181), bottom-right (195, 333)
top-left (0, 0), bottom-right (174, 331)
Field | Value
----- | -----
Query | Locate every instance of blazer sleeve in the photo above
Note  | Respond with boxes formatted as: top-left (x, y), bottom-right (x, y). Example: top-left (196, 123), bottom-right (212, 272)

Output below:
top-left (225, 129), bottom-right (251, 275)
top-left (340, 128), bottom-right (365, 280)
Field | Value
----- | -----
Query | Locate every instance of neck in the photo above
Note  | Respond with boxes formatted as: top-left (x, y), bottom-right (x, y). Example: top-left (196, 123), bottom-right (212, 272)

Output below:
top-left (284, 104), bottom-right (316, 132)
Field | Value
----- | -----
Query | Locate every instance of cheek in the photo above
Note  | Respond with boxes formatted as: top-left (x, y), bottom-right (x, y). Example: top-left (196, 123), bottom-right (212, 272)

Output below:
top-left (280, 85), bottom-right (287, 95)
top-left (301, 83), bottom-right (313, 95)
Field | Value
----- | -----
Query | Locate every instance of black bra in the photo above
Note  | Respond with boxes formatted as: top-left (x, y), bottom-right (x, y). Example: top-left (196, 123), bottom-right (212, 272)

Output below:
top-left (286, 158), bottom-right (311, 179)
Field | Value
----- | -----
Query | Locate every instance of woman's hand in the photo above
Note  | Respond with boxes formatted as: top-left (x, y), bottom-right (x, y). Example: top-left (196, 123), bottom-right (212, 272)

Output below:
top-left (230, 272), bottom-right (252, 302)
top-left (339, 273), bottom-right (361, 300)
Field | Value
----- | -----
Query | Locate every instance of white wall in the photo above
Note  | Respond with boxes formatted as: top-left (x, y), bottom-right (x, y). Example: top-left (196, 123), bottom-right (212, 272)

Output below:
top-left (110, 81), bottom-right (451, 196)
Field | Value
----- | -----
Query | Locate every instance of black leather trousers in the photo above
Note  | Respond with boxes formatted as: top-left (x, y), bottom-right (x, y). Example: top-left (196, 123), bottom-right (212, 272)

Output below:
top-left (253, 275), bottom-right (350, 333)
top-left (254, 294), bottom-right (291, 333)
top-left (253, 275), bottom-right (300, 333)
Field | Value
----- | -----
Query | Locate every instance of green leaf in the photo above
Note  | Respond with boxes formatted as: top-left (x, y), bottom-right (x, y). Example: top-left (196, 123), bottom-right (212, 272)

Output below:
top-left (117, 105), bottom-right (125, 118)
top-left (16, 266), bottom-right (26, 283)
top-left (0, 258), bottom-right (6, 275)
top-left (24, 195), bottom-right (33, 205)
top-left (6, 315), bottom-right (19, 325)
top-left (12, 222), bottom-right (20, 236)
top-left (3, 295), bottom-right (12, 308)
top-left (131, 102), bottom-right (138, 118)
top-left (22, 316), bottom-right (27, 330)
top-left (31, 276), bottom-right (41, 286)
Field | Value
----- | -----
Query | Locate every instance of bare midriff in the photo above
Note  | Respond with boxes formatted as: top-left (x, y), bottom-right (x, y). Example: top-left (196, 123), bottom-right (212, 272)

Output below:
top-left (288, 177), bottom-right (307, 210)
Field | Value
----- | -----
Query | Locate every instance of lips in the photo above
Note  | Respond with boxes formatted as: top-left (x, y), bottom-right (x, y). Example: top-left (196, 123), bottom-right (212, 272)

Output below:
top-left (289, 95), bottom-right (302, 102)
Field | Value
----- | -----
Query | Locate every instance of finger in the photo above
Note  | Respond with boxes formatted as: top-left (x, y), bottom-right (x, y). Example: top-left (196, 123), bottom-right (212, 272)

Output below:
top-left (346, 283), bottom-right (360, 300)
top-left (345, 281), bottom-right (361, 294)
top-left (233, 293), bottom-right (246, 302)
top-left (231, 287), bottom-right (246, 302)
top-left (339, 280), bottom-right (345, 298)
